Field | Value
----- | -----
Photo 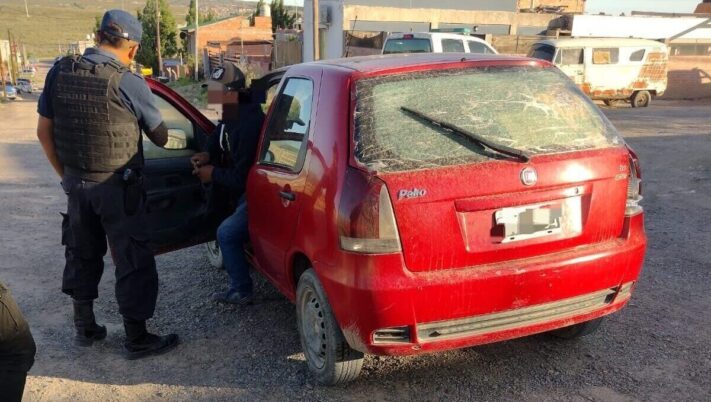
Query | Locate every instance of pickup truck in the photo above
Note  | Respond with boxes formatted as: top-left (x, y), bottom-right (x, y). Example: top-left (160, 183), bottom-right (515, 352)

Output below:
top-left (144, 53), bottom-right (647, 385)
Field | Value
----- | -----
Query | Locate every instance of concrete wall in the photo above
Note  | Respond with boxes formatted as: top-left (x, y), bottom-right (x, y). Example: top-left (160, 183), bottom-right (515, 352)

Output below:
top-left (663, 56), bottom-right (711, 99)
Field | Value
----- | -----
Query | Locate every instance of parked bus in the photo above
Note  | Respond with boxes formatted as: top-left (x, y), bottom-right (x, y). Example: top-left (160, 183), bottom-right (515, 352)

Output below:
top-left (528, 38), bottom-right (668, 107)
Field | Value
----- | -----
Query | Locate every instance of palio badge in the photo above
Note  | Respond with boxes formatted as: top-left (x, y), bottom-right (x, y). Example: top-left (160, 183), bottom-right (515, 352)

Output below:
top-left (398, 188), bottom-right (427, 200)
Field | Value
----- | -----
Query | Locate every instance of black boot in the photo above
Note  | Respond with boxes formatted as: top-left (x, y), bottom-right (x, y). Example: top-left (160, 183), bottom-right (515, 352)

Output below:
top-left (72, 299), bottom-right (107, 347)
top-left (122, 319), bottom-right (179, 360)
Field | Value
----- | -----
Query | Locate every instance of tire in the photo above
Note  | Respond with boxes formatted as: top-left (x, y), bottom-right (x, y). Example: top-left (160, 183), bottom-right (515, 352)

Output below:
top-left (549, 317), bottom-right (604, 340)
top-left (296, 269), bottom-right (364, 385)
top-left (631, 91), bottom-right (651, 108)
top-left (204, 240), bottom-right (224, 269)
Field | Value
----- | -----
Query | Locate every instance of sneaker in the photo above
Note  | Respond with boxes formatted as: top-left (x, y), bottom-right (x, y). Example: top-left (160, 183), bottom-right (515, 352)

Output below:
top-left (211, 289), bottom-right (254, 305)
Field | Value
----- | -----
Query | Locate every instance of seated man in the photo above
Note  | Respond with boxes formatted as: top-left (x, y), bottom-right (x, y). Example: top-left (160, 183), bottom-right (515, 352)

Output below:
top-left (191, 63), bottom-right (265, 305)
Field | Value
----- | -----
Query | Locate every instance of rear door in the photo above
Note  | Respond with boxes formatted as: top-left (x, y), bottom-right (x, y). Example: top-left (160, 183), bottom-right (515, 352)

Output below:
top-left (352, 63), bottom-right (629, 272)
top-left (248, 73), bottom-right (320, 284)
top-left (143, 79), bottom-right (218, 254)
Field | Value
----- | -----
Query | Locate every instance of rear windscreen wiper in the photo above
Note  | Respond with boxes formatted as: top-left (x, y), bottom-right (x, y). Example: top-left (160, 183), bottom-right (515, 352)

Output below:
top-left (400, 106), bottom-right (530, 163)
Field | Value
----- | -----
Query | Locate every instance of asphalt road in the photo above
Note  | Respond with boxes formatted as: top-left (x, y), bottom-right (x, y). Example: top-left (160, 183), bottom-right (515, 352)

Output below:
top-left (0, 81), bottom-right (709, 401)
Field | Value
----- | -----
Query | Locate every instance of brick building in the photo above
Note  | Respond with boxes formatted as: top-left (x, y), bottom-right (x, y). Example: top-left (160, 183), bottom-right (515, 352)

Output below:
top-left (181, 15), bottom-right (273, 57)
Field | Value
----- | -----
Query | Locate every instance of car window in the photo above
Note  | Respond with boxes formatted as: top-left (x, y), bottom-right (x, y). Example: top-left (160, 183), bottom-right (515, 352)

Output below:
top-left (592, 48), bottom-right (619, 64)
top-left (354, 67), bottom-right (621, 172)
top-left (561, 48), bottom-right (584, 65)
top-left (259, 78), bottom-right (313, 171)
top-left (468, 41), bottom-right (493, 54)
top-left (143, 94), bottom-right (196, 159)
top-left (383, 38), bottom-right (432, 54)
top-left (629, 49), bottom-right (646, 62)
top-left (528, 44), bottom-right (556, 62)
top-left (441, 39), bottom-right (465, 53)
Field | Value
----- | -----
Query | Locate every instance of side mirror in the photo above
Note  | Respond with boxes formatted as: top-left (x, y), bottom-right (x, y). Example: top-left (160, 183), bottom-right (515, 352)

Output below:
top-left (164, 128), bottom-right (189, 150)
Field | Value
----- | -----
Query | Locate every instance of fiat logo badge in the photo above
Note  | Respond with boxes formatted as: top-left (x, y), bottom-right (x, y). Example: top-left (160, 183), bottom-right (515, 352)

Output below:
top-left (520, 167), bottom-right (538, 186)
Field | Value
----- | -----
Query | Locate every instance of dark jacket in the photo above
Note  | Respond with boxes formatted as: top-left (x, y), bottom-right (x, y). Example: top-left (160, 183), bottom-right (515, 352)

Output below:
top-left (209, 103), bottom-right (265, 199)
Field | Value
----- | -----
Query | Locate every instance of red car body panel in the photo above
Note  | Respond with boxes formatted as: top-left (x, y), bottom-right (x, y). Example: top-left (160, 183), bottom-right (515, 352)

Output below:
top-left (162, 54), bottom-right (647, 356)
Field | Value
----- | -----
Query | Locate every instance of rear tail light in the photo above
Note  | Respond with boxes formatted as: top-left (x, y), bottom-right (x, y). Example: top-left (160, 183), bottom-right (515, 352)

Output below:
top-left (338, 170), bottom-right (402, 254)
top-left (403, 34), bottom-right (414, 39)
top-left (625, 151), bottom-right (643, 216)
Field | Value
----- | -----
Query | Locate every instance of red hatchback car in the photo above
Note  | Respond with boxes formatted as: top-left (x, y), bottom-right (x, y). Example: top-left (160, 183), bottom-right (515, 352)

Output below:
top-left (144, 54), bottom-right (646, 385)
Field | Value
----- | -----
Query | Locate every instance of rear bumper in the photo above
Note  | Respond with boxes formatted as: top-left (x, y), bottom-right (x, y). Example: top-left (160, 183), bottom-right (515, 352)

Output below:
top-left (317, 213), bottom-right (646, 356)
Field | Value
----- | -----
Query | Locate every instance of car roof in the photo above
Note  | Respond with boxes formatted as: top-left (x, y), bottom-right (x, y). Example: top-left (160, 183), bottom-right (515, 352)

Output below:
top-left (535, 37), bottom-right (667, 49)
top-left (386, 32), bottom-right (491, 44)
top-left (310, 53), bottom-right (532, 74)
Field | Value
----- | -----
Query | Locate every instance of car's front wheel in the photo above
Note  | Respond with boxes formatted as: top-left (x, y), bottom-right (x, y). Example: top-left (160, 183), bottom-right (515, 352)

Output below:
top-left (549, 317), bottom-right (604, 339)
top-left (204, 240), bottom-right (224, 269)
top-left (296, 268), bottom-right (364, 385)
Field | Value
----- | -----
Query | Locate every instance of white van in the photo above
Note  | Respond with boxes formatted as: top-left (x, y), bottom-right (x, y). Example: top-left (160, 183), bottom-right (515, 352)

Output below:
top-left (383, 32), bottom-right (498, 55)
top-left (528, 38), bottom-right (668, 107)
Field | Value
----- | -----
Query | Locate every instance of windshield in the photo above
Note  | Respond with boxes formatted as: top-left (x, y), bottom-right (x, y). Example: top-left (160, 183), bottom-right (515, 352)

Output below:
top-left (354, 66), bottom-right (621, 172)
top-left (383, 38), bottom-right (432, 54)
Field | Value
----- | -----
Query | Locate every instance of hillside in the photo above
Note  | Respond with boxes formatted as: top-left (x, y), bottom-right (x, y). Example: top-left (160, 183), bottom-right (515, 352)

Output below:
top-left (0, 0), bottom-right (261, 58)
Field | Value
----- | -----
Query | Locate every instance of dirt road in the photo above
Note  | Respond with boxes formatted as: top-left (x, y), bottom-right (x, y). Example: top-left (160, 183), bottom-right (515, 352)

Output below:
top-left (1, 82), bottom-right (709, 401)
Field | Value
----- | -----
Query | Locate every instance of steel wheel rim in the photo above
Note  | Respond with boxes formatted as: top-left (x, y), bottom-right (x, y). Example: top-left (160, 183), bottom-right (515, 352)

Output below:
top-left (300, 288), bottom-right (327, 370)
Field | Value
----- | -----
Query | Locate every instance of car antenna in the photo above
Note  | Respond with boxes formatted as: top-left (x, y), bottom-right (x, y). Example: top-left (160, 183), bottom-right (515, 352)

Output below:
top-left (344, 15), bottom-right (358, 58)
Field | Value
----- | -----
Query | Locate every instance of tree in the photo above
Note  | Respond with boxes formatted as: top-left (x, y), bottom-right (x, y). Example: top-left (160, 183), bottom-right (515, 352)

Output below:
top-left (185, 0), bottom-right (217, 27)
top-left (270, 0), bottom-right (296, 31)
top-left (136, 0), bottom-right (179, 72)
top-left (251, 0), bottom-right (265, 24)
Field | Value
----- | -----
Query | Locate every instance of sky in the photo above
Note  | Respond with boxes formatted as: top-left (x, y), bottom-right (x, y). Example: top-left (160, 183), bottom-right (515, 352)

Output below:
top-left (258, 0), bottom-right (702, 14)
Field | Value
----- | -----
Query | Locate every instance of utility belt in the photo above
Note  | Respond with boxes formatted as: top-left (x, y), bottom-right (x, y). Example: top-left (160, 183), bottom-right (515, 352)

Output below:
top-left (63, 167), bottom-right (145, 216)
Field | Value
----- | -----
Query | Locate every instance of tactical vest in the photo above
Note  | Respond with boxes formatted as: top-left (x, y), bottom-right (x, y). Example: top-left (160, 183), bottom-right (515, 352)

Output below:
top-left (51, 56), bottom-right (141, 179)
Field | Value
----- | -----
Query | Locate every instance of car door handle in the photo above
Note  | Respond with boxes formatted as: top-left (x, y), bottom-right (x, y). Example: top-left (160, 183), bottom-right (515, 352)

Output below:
top-left (279, 191), bottom-right (296, 201)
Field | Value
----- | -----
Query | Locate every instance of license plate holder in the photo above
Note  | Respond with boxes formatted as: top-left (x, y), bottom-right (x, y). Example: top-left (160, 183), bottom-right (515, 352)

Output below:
top-left (495, 197), bottom-right (582, 243)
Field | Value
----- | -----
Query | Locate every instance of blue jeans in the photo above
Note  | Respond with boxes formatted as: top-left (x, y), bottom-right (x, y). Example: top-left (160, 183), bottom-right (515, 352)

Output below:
top-left (216, 200), bottom-right (253, 295)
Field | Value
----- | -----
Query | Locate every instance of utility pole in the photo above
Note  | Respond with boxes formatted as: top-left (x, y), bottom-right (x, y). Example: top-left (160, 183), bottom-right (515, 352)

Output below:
top-left (0, 46), bottom-right (6, 99)
top-left (313, 0), bottom-right (320, 60)
top-left (194, 0), bottom-right (199, 81)
top-left (155, 0), bottom-right (163, 77)
top-left (23, 0), bottom-right (29, 17)
top-left (7, 30), bottom-right (18, 85)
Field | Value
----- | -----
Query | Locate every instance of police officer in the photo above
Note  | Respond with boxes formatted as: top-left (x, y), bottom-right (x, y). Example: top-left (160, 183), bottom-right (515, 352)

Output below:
top-left (36, 10), bottom-right (179, 359)
top-left (191, 63), bottom-right (265, 305)
top-left (0, 282), bottom-right (36, 402)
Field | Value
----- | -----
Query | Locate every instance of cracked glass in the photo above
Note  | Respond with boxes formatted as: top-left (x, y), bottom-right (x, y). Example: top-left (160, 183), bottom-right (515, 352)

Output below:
top-left (354, 66), bottom-right (622, 172)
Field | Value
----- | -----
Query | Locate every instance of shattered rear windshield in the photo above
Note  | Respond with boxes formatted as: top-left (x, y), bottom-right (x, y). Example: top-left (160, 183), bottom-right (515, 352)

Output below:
top-left (353, 66), bottom-right (622, 172)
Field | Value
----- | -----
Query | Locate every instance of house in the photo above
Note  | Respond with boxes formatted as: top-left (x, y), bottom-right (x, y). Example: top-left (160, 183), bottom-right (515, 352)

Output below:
top-left (180, 15), bottom-right (273, 58)
top-left (302, 0), bottom-right (579, 61)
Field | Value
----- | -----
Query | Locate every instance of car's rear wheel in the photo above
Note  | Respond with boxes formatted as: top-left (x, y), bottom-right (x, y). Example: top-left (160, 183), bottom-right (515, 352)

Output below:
top-left (296, 268), bottom-right (364, 385)
top-left (549, 317), bottom-right (604, 339)
top-left (631, 91), bottom-right (651, 108)
top-left (204, 240), bottom-right (224, 269)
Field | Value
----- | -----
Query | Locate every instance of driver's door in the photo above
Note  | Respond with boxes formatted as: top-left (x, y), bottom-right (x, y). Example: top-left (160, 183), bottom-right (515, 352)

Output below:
top-left (144, 79), bottom-right (218, 254)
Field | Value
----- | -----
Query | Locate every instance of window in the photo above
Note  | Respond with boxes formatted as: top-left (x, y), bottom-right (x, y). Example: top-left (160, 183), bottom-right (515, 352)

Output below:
top-left (468, 41), bottom-right (493, 54)
top-left (527, 44), bottom-right (556, 62)
top-left (383, 38), bottom-right (432, 54)
top-left (629, 49), bottom-right (646, 62)
top-left (441, 39), bottom-right (465, 53)
top-left (259, 78), bottom-right (313, 171)
top-left (561, 48), bottom-right (584, 65)
top-left (143, 94), bottom-right (195, 159)
top-left (592, 48), bottom-right (619, 64)
top-left (354, 67), bottom-right (619, 173)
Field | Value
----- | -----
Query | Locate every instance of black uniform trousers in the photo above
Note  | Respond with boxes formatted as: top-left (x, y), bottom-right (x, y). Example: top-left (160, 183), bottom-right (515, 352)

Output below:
top-left (0, 282), bottom-right (36, 402)
top-left (60, 174), bottom-right (158, 322)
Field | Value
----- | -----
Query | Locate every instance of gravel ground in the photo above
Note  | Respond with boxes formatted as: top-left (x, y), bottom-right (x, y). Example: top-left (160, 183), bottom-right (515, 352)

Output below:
top-left (0, 66), bottom-right (709, 401)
